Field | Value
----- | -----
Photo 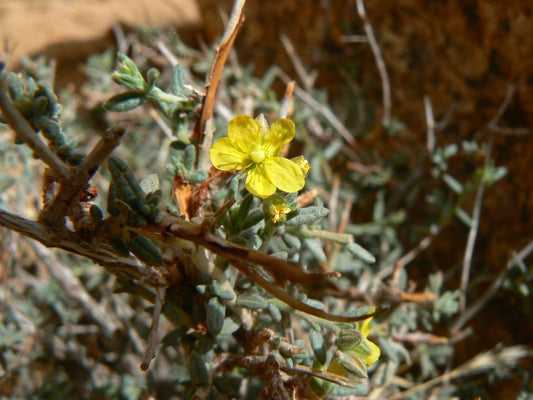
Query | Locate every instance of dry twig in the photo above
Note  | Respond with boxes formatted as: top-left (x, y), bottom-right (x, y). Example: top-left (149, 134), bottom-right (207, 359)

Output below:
top-left (280, 34), bottom-right (318, 92)
top-left (39, 126), bottom-right (125, 227)
top-left (0, 210), bottom-right (168, 287)
top-left (424, 95), bottom-right (436, 154)
top-left (141, 286), bottom-right (166, 371)
top-left (385, 346), bottom-right (533, 400)
top-left (459, 141), bottom-right (492, 311)
top-left (355, 0), bottom-right (391, 126)
top-left (195, 0), bottom-right (247, 168)
top-left (452, 239), bottom-right (533, 333)
top-left (277, 69), bottom-right (359, 151)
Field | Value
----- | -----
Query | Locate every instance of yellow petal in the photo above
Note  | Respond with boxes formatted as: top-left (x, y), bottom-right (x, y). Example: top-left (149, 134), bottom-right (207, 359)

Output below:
top-left (360, 316), bottom-right (373, 338)
top-left (245, 165), bottom-right (276, 198)
top-left (361, 340), bottom-right (380, 367)
top-left (210, 137), bottom-right (251, 171)
top-left (264, 118), bottom-right (295, 156)
top-left (228, 115), bottom-right (261, 154)
top-left (263, 157), bottom-right (305, 193)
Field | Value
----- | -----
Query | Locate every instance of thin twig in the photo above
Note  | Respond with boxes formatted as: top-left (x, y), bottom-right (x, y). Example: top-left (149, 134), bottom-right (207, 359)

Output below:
top-left (0, 74), bottom-right (70, 179)
top-left (487, 83), bottom-right (517, 132)
top-left (278, 81), bottom-right (295, 119)
top-left (141, 286), bottom-right (166, 371)
top-left (232, 258), bottom-right (384, 323)
top-left (149, 108), bottom-right (174, 139)
top-left (112, 23), bottom-right (129, 55)
top-left (355, 0), bottom-right (391, 126)
top-left (375, 232), bottom-right (436, 281)
top-left (195, 0), bottom-right (246, 160)
top-left (155, 40), bottom-right (179, 67)
top-left (386, 346), bottom-right (533, 400)
top-left (459, 141), bottom-right (492, 311)
top-left (392, 331), bottom-right (449, 345)
top-left (277, 69), bottom-right (359, 150)
top-left (280, 34), bottom-right (318, 92)
top-left (424, 95), bottom-right (436, 155)
top-left (487, 83), bottom-right (531, 134)
top-left (452, 239), bottom-right (533, 333)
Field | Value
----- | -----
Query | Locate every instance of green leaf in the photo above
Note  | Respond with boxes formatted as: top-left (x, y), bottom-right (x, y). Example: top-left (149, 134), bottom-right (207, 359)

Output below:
top-left (442, 173), bottom-right (463, 194)
top-left (104, 91), bottom-right (146, 112)
top-left (267, 303), bottom-right (282, 322)
top-left (236, 292), bottom-right (268, 309)
top-left (172, 65), bottom-right (187, 94)
top-left (206, 297), bottom-right (225, 336)
top-left (309, 329), bottom-right (327, 364)
top-left (285, 206), bottom-right (329, 226)
top-left (220, 316), bottom-right (241, 335)
top-left (455, 207), bottom-right (472, 227)
top-left (304, 238), bottom-right (327, 263)
top-left (0, 176), bottom-right (16, 194)
top-left (140, 174), bottom-right (160, 195)
top-left (346, 242), bottom-right (376, 264)
top-left (189, 352), bottom-right (209, 386)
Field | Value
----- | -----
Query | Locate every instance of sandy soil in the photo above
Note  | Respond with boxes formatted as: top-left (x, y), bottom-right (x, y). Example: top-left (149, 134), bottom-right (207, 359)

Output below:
top-left (0, 0), bottom-right (200, 66)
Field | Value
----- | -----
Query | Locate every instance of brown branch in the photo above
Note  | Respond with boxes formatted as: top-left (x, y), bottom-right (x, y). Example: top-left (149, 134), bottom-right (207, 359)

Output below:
top-left (141, 215), bottom-right (387, 323)
top-left (148, 215), bottom-right (341, 290)
top-left (195, 0), bottom-right (246, 159)
top-left (233, 259), bottom-right (385, 323)
top-left (0, 209), bottom-right (167, 287)
top-left (0, 74), bottom-right (70, 179)
top-left (39, 126), bottom-right (125, 227)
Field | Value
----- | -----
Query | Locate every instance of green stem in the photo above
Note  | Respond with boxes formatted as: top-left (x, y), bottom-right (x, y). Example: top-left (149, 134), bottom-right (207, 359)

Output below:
top-left (148, 87), bottom-right (185, 104)
top-left (259, 220), bottom-right (277, 252)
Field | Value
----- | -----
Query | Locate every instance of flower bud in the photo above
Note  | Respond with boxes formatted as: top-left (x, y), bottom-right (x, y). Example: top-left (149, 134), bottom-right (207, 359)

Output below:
top-left (263, 196), bottom-right (292, 224)
top-left (292, 156), bottom-right (312, 176)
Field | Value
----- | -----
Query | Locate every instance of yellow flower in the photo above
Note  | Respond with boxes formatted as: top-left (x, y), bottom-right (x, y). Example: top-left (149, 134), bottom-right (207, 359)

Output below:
top-left (210, 115), bottom-right (306, 198)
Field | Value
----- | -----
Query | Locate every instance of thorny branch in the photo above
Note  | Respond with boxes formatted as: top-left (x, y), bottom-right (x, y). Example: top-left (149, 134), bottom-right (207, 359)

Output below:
top-left (0, 209), bottom-right (168, 287)
top-left (195, 0), bottom-right (247, 169)
top-left (39, 126), bottom-right (125, 227)
top-left (140, 214), bottom-right (387, 323)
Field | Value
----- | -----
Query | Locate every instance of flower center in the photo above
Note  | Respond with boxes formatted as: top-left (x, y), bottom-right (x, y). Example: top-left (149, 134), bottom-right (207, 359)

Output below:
top-left (250, 149), bottom-right (266, 163)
